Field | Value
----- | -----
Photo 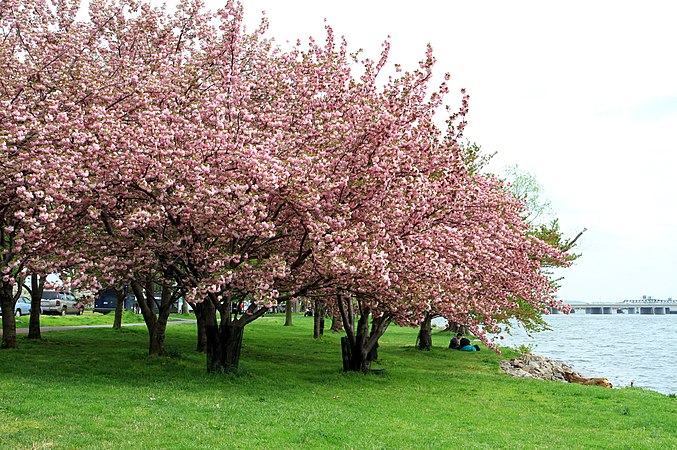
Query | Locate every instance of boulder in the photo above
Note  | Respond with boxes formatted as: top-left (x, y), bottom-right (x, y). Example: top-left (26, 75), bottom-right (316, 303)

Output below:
top-left (499, 354), bottom-right (612, 388)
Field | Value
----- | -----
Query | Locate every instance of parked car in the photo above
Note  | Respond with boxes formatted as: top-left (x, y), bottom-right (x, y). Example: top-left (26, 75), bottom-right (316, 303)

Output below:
top-left (93, 288), bottom-right (150, 314)
top-left (15, 296), bottom-right (32, 316)
top-left (93, 288), bottom-right (118, 314)
top-left (125, 292), bottom-right (189, 314)
top-left (0, 296), bottom-right (32, 317)
top-left (40, 290), bottom-right (83, 315)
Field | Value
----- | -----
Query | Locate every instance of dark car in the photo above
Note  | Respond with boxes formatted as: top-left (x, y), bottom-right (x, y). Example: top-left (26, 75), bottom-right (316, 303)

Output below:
top-left (93, 288), bottom-right (141, 314)
top-left (93, 288), bottom-right (118, 314)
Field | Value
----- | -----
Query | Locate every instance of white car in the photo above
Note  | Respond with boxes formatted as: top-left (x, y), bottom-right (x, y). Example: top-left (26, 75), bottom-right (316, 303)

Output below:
top-left (40, 291), bottom-right (83, 315)
top-left (15, 296), bottom-right (32, 316)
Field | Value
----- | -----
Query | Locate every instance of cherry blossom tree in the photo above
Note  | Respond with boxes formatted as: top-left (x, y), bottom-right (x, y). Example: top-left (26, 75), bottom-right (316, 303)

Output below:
top-left (33, 0), bottom-right (315, 366)
top-left (2, 0), bottom-right (569, 377)
top-left (0, 0), bottom-right (95, 348)
top-left (72, 0), bottom-right (567, 373)
top-left (269, 43), bottom-right (571, 371)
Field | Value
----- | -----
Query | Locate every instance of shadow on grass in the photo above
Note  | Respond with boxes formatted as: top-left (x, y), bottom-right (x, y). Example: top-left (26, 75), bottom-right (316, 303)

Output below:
top-left (4, 323), bottom-right (392, 395)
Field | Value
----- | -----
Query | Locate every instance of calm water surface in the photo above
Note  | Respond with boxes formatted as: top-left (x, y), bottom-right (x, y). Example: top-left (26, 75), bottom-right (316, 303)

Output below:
top-left (495, 314), bottom-right (677, 395)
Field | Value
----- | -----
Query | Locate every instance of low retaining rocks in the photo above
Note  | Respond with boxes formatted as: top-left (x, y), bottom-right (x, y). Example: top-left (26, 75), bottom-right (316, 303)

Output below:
top-left (499, 354), bottom-right (612, 388)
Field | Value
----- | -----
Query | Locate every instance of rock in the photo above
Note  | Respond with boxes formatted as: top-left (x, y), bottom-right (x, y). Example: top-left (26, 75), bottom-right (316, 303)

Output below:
top-left (499, 354), bottom-right (612, 387)
top-left (563, 371), bottom-right (613, 388)
top-left (499, 360), bottom-right (531, 378)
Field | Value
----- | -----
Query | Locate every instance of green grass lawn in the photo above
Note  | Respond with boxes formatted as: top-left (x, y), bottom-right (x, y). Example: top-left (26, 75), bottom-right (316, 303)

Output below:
top-left (1, 315), bottom-right (675, 449)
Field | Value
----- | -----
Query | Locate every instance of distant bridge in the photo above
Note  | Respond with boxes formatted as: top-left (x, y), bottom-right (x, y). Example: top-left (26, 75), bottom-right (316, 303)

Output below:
top-left (552, 300), bottom-right (677, 315)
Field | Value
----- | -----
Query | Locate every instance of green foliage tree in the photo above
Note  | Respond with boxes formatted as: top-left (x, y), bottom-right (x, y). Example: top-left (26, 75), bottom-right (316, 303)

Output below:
top-left (498, 166), bottom-right (586, 335)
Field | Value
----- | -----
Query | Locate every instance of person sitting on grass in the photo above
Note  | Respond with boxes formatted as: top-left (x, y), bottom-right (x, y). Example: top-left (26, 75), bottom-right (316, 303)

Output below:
top-left (449, 333), bottom-right (462, 349)
top-left (458, 337), bottom-right (481, 352)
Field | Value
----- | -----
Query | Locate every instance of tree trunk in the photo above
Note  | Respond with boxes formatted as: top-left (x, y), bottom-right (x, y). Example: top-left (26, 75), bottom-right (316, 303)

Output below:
top-left (446, 320), bottom-right (469, 335)
top-left (368, 318), bottom-right (379, 361)
top-left (313, 300), bottom-right (326, 338)
top-left (416, 312), bottom-right (434, 351)
top-left (112, 288), bottom-right (126, 330)
top-left (27, 274), bottom-right (45, 340)
top-left (348, 310), bottom-right (371, 372)
top-left (337, 294), bottom-right (392, 373)
top-left (0, 282), bottom-right (17, 349)
top-left (313, 300), bottom-right (321, 338)
top-left (147, 321), bottom-right (164, 355)
top-left (284, 299), bottom-right (293, 326)
top-left (153, 288), bottom-right (173, 356)
top-left (330, 310), bottom-right (343, 333)
top-left (192, 301), bottom-right (207, 353)
top-left (202, 295), bottom-right (267, 373)
top-left (206, 322), bottom-right (244, 373)
top-left (131, 281), bottom-right (173, 356)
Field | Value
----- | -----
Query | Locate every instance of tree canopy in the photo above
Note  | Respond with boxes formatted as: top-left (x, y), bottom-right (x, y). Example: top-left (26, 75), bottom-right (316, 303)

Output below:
top-left (1, 0), bottom-right (569, 369)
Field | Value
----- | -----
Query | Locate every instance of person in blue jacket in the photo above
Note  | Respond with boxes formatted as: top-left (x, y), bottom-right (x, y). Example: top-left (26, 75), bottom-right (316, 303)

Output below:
top-left (458, 337), bottom-right (480, 352)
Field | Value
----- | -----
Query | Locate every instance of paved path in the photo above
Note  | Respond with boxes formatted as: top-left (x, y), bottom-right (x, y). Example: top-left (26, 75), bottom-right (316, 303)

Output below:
top-left (1, 318), bottom-right (197, 336)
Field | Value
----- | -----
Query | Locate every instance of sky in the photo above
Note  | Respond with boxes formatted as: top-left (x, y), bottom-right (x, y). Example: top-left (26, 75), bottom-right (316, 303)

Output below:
top-left (155, 1), bottom-right (677, 302)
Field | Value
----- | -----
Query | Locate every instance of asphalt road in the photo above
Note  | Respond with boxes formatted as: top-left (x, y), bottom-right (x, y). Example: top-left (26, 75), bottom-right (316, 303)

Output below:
top-left (1, 318), bottom-right (197, 336)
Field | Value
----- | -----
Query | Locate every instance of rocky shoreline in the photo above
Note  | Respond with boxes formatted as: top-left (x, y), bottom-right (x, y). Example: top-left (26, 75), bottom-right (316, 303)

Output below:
top-left (500, 354), bottom-right (613, 388)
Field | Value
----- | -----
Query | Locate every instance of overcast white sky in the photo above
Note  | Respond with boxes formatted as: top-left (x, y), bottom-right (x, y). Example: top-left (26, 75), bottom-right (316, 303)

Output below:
top-left (175, 1), bottom-right (677, 302)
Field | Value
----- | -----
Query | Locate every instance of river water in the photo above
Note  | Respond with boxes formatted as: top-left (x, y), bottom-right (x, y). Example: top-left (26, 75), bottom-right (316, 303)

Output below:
top-left (494, 313), bottom-right (677, 395)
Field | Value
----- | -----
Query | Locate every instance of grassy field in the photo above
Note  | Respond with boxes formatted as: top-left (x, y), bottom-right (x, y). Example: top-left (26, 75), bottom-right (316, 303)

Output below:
top-left (1, 314), bottom-right (675, 449)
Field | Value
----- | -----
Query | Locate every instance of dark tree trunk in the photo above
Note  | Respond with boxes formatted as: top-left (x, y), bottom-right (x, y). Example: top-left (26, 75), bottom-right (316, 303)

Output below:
top-left (153, 288), bottom-right (173, 356)
top-left (337, 294), bottom-right (391, 373)
top-left (313, 300), bottom-right (320, 338)
top-left (368, 319), bottom-right (379, 361)
top-left (27, 274), bottom-right (45, 340)
top-left (131, 281), bottom-right (174, 356)
top-left (446, 321), bottom-right (469, 335)
top-left (345, 311), bottom-right (372, 372)
top-left (206, 322), bottom-right (244, 373)
top-left (112, 288), bottom-right (126, 330)
top-left (148, 323), bottom-right (165, 355)
top-left (330, 310), bottom-right (343, 333)
top-left (0, 281), bottom-right (17, 349)
top-left (203, 295), bottom-right (267, 373)
top-left (192, 301), bottom-right (207, 353)
top-left (284, 299), bottom-right (293, 326)
top-left (313, 300), bottom-right (325, 338)
top-left (416, 312), bottom-right (434, 351)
